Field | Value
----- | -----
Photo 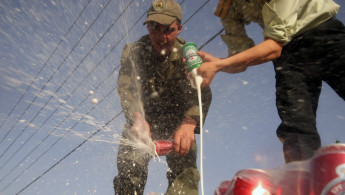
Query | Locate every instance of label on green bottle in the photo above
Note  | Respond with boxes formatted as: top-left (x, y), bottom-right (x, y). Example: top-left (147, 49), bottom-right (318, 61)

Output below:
top-left (182, 42), bottom-right (203, 72)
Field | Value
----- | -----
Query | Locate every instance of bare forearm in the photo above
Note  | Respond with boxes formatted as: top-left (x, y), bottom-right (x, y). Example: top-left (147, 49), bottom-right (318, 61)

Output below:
top-left (219, 39), bottom-right (283, 73)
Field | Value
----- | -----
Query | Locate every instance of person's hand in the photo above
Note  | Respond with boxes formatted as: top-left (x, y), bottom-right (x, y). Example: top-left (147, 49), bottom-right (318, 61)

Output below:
top-left (197, 61), bottom-right (218, 88)
top-left (196, 51), bottom-right (222, 87)
top-left (197, 50), bottom-right (247, 87)
top-left (172, 116), bottom-right (197, 156)
top-left (130, 112), bottom-right (151, 144)
top-left (198, 50), bottom-right (219, 63)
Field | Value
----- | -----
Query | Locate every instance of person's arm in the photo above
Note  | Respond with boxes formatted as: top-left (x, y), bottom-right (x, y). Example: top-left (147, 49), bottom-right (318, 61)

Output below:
top-left (220, 17), bottom-right (255, 56)
top-left (117, 44), bottom-right (144, 123)
top-left (173, 85), bottom-right (212, 156)
top-left (130, 112), bottom-right (151, 144)
top-left (198, 38), bottom-right (284, 87)
top-left (173, 116), bottom-right (197, 156)
top-left (221, 38), bottom-right (283, 71)
top-left (118, 44), bottom-right (151, 142)
top-left (217, 0), bottom-right (257, 56)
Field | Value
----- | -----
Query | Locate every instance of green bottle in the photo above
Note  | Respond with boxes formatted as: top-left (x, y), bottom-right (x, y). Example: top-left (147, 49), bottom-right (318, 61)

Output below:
top-left (182, 42), bottom-right (203, 72)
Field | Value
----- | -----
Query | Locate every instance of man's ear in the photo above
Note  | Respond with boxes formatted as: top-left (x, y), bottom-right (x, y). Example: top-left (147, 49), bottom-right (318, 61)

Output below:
top-left (178, 24), bottom-right (183, 30)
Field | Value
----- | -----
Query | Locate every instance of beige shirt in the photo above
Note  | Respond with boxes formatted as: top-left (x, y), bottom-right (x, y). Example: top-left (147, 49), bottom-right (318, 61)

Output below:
top-left (219, 0), bottom-right (340, 55)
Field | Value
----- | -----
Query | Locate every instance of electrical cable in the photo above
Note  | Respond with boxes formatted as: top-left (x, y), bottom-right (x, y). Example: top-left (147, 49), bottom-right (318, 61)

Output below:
top-left (0, 0), bottom-right (113, 150)
top-left (15, 111), bottom-right (123, 195)
top-left (0, 63), bottom-right (120, 192)
top-left (0, 0), bottom-right (92, 144)
top-left (1, 0), bottom-right (223, 194)
top-left (0, 0), bottom-right (131, 161)
top-left (0, 0), bottom-right (142, 187)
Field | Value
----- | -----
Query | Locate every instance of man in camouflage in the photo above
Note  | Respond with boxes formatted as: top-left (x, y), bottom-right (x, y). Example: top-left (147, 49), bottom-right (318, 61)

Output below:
top-left (113, 0), bottom-right (212, 194)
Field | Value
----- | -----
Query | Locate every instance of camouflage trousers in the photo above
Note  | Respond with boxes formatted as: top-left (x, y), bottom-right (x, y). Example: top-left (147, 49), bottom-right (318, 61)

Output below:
top-left (113, 130), bottom-right (199, 195)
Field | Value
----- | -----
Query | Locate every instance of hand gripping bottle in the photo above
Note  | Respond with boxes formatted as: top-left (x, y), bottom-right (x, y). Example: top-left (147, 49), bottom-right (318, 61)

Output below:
top-left (182, 42), bottom-right (203, 88)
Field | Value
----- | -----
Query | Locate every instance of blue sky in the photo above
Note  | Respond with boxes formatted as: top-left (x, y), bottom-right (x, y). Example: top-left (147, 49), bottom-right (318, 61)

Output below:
top-left (0, 0), bottom-right (344, 194)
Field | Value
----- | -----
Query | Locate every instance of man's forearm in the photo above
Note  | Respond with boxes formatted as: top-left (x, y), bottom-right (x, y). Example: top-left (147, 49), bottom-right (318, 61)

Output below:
top-left (182, 116), bottom-right (197, 126)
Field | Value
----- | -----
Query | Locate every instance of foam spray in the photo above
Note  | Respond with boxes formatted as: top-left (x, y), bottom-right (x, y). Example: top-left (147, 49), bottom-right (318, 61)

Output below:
top-left (182, 42), bottom-right (204, 195)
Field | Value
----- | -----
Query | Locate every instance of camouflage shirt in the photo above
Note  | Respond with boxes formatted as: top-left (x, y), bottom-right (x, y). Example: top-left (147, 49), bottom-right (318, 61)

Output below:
top-left (117, 35), bottom-right (212, 138)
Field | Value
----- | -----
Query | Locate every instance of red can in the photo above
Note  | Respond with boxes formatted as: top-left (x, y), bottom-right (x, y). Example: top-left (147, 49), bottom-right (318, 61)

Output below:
top-left (153, 140), bottom-right (174, 156)
top-left (310, 144), bottom-right (345, 195)
top-left (229, 169), bottom-right (275, 195)
top-left (214, 180), bottom-right (232, 195)
top-left (276, 169), bottom-right (310, 195)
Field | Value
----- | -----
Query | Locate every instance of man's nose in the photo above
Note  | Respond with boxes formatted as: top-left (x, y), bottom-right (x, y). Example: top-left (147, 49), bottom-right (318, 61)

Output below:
top-left (162, 34), bottom-right (169, 43)
top-left (156, 32), bottom-right (169, 42)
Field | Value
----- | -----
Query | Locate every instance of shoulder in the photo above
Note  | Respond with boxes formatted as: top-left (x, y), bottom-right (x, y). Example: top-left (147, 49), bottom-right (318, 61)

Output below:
top-left (173, 37), bottom-right (185, 53)
top-left (121, 35), bottom-right (151, 61)
top-left (124, 35), bottom-right (150, 52)
top-left (169, 37), bottom-right (185, 61)
top-left (176, 37), bottom-right (186, 46)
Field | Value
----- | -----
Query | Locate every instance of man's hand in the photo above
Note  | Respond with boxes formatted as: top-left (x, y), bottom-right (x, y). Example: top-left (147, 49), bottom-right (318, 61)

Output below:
top-left (173, 116), bottom-right (197, 156)
top-left (131, 112), bottom-right (151, 144)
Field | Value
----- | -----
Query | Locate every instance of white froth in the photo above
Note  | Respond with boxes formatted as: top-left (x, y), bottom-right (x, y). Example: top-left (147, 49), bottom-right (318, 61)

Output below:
top-left (92, 98), bottom-right (98, 104)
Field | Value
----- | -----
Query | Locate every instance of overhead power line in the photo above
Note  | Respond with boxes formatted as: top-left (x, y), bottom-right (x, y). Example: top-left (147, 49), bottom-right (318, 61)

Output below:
top-left (0, 0), bottom-right (140, 188)
top-left (199, 28), bottom-right (225, 50)
top-left (0, 0), bottom-right (123, 160)
top-left (0, 0), bottom-right (224, 194)
top-left (0, 0), bottom-right (92, 144)
top-left (183, 0), bottom-right (210, 25)
top-left (0, 64), bottom-right (120, 191)
top-left (0, 0), bottom-right (135, 182)
top-left (0, 0), bottom-right (113, 147)
top-left (15, 111), bottom-right (123, 195)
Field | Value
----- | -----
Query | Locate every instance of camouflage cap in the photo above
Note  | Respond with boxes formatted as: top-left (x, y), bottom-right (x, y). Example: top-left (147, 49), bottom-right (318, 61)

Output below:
top-left (144, 0), bottom-right (182, 25)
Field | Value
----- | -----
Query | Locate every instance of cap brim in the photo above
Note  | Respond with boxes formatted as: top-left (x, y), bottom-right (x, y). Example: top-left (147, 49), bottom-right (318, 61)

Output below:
top-left (143, 14), bottom-right (176, 25)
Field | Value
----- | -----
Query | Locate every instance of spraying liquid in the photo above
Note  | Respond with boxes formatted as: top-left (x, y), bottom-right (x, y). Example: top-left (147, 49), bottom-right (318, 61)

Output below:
top-left (195, 71), bottom-right (204, 195)
top-left (182, 42), bottom-right (205, 195)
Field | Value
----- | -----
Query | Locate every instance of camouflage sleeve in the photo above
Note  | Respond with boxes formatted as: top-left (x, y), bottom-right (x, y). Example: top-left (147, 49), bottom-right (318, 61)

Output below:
top-left (220, 16), bottom-right (255, 56)
top-left (218, 0), bottom-right (255, 56)
top-left (117, 44), bottom-right (143, 123)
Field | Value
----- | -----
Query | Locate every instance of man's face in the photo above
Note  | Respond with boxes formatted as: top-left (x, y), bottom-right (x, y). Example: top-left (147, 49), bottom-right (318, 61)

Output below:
top-left (147, 20), bottom-right (182, 55)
